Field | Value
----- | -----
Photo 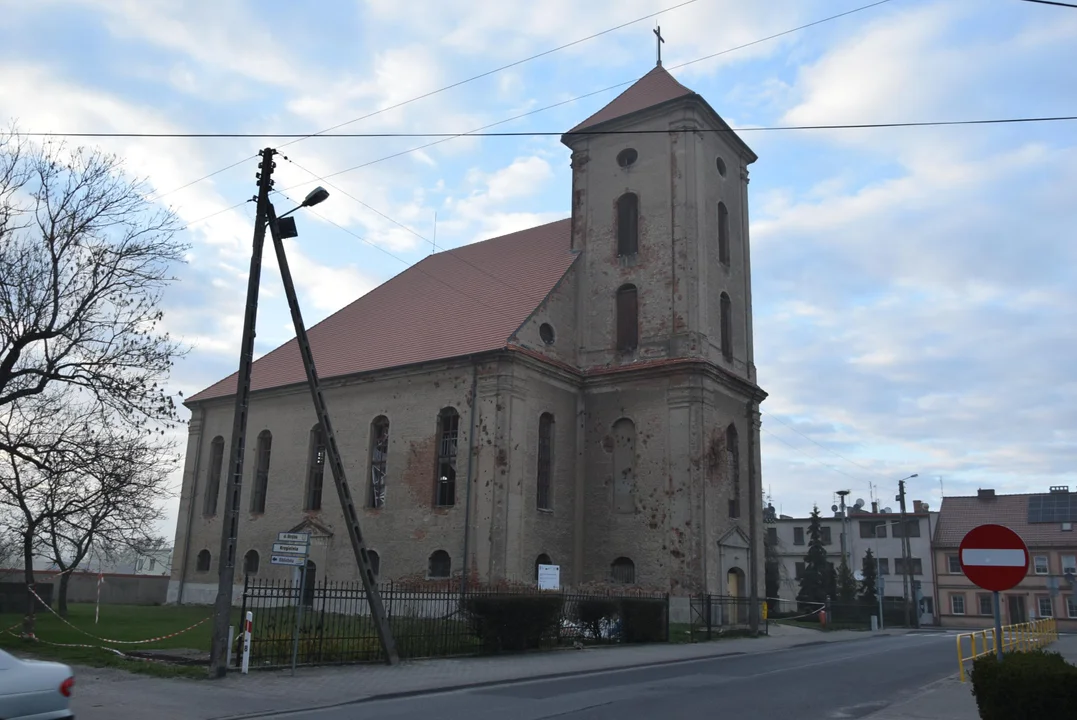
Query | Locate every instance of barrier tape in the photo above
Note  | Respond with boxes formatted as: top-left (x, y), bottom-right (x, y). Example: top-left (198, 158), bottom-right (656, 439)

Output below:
top-left (6, 628), bottom-right (128, 658)
top-left (25, 584), bottom-right (210, 645)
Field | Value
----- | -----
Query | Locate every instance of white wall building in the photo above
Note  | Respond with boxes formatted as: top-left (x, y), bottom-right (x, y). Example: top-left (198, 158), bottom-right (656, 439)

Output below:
top-left (767, 500), bottom-right (939, 625)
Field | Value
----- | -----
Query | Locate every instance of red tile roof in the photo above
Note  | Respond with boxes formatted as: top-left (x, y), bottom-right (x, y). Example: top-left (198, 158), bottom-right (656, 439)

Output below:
top-left (187, 219), bottom-right (575, 404)
top-left (568, 65), bottom-right (696, 133)
top-left (934, 492), bottom-right (1077, 547)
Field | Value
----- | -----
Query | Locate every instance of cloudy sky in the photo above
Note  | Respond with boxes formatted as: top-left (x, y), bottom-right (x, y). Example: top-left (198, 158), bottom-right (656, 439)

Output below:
top-left (2, 0), bottom-right (1075, 536)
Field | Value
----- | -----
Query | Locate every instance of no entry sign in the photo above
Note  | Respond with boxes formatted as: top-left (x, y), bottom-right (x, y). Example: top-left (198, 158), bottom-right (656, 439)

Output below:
top-left (959, 524), bottom-right (1030, 592)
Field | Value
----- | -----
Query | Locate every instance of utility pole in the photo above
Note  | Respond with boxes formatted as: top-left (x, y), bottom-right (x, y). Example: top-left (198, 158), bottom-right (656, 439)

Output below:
top-left (836, 490), bottom-right (851, 570)
top-left (207, 150), bottom-right (399, 678)
top-left (897, 479), bottom-right (913, 628)
top-left (264, 203), bottom-right (398, 665)
top-left (208, 147), bottom-right (275, 677)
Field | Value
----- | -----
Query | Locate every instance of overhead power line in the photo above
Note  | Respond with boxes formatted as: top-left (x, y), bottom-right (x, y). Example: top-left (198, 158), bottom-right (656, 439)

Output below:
top-left (23, 115), bottom-right (1077, 139)
top-left (137, 0), bottom-right (704, 203)
top-left (1020, 0), bottom-right (1077, 8)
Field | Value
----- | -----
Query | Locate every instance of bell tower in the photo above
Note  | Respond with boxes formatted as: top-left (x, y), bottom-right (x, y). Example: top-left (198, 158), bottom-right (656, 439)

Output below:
top-left (562, 64), bottom-right (758, 382)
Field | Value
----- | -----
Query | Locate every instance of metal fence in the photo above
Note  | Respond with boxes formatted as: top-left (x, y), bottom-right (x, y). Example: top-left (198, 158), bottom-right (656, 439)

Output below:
top-left (238, 577), bottom-right (669, 669)
top-left (689, 595), bottom-right (756, 640)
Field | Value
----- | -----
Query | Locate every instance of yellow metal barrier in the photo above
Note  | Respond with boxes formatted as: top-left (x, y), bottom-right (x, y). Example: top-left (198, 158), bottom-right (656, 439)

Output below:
top-left (956, 617), bottom-right (1059, 682)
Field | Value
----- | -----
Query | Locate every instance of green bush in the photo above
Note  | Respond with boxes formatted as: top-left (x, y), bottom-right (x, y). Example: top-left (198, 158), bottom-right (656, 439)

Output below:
top-left (461, 594), bottom-right (564, 653)
top-left (574, 598), bottom-right (618, 640)
top-left (618, 598), bottom-right (667, 643)
top-left (970, 649), bottom-right (1077, 720)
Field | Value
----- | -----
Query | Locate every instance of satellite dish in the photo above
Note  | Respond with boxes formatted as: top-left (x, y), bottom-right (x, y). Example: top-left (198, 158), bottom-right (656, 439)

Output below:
top-left (854, 498), bottom-right (865, 509)
top-left (854, 570), bottom-right (865, 582)
top-left (922, 503), bottom-right (930, 510)
top-left (831, 504), bottom-right (838, 512)
top-left (883, 507), bottom-right (893, 514)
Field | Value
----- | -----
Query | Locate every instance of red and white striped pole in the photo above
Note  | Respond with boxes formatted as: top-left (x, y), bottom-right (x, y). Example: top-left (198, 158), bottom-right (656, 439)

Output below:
top-left (95, 574), bottom-right (104, 624)
top-left (241, 612), bottom-right (252, 675)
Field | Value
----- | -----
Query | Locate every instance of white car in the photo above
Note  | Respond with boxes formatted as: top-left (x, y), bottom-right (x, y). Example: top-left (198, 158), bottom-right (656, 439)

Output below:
top-left (0, 649), bottom-right (74, 719)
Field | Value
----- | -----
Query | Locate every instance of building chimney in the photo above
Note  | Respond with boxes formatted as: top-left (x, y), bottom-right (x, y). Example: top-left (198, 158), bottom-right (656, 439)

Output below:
top-left (977, 488), bottom-right (996, 500)
top-left (871, 500), bottom-right (879, 514)
top-left (913, 500), bottom-right (925, 513)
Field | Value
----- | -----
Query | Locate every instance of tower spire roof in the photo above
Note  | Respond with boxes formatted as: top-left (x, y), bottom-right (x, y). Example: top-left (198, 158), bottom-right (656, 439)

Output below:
top-left (567, 65), bottom-right (695, 133)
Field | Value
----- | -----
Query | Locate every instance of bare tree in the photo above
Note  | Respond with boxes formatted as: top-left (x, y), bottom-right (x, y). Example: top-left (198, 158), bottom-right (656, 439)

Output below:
top-left (42, 422), bottom-right (176, 615)
top-left (0, 129), bottom-right (188, 630)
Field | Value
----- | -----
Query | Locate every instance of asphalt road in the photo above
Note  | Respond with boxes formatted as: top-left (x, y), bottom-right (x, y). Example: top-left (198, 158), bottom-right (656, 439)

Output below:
top-left (257, 633), bottom-right (958, 720)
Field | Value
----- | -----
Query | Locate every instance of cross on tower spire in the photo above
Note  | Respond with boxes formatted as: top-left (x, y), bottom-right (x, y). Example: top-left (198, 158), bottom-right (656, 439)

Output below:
top-left (654, 25), bottom-right (665, 67)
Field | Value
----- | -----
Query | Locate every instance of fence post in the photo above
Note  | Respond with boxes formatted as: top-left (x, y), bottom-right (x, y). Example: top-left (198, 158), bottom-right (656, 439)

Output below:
top-left (664, 593), bottom-right (670, 643)
top-left (291, 566), bottom-right (308, 676)
top-left (235, 574), bottom-right (248, 668)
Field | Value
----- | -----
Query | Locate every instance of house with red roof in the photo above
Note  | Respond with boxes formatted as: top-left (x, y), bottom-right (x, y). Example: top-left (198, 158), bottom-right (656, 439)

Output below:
top-left (168, 62), bottom-right (768, 622)
top-left (932, 486), bottom-right (1077, 632)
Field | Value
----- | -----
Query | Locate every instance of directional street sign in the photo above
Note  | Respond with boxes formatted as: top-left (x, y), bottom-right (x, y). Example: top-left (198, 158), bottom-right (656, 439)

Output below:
top-left (959, 523), bottom-right (1030, 593)
top-left (272, 542), bottom-right (309, 555)
top-left (270, 554), bottom-right (308, 567)
top-left (277, 532), bottom-right (310, 544)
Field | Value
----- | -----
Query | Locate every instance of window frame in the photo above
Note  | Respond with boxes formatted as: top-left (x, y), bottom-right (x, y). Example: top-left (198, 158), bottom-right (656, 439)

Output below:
top-left (434, 409), bottom-right (460, 507)
top-left (717, 201), bottom-right (730, 266)
top-left (536, 413), bottom-right (554, 511)
top-left (250, 430), bottom-right (272, 514)
top-left (951, 594), bottom-right (966, 615)
top-left (948, 555), bottom-right (962, 574)
top-left (978, 594), bottom-right (993, 616)
top-left (203, 436), bottom-right (225, 517)
top-left (719, 292), bottom-right (732, 360)
top-left (616, 192), bottom-right (639, 257)
top-left (1037, 596), bottom-right (1053, 618)
top-left (305, 424), bottom-right (326, 512)
top-left (1033, 555), bottom-right (1049, 575)
top-left (615, 284), bottom-right (639, 352)
top-left (369, 416), bottom-right (390, 509)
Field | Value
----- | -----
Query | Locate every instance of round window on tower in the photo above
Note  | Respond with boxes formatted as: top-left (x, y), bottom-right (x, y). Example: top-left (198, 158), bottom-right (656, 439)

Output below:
top-left (539, 323), bottom-right (556, 345)
top-left (616, 148), bottom-right (638, 168)
top-left (716, 156), bottom-right (727, 177)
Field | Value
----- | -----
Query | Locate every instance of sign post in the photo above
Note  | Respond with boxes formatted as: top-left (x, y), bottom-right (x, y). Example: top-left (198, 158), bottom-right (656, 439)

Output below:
top-left (270, 531), bottom-right (311, 676)
top-left (958, 524), bottom-right (1030, 662)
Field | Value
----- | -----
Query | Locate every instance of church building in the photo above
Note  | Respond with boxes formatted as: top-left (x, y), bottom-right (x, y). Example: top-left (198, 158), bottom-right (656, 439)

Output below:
top-left (168, 60), bottom-right (768, 617)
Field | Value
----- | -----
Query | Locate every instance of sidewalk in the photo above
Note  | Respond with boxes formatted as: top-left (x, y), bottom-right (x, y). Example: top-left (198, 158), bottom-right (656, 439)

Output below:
top-left (864, 633), bottom-right (1077, 719)
top-left (69, 624), bottom-right (884, 720)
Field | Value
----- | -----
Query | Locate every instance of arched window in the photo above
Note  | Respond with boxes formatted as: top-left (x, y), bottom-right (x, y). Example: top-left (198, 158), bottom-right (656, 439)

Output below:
top-left (203, 435), bottom-right (225, 517)
top-left (616, 284), bottom-right (639, 352)
top-left (535, 553), bottom-right (553, 582)
top-left (616, 192), bottom-right (639, 257)
top-left (611, 557), bottom-right (636, 584)
top-left (536, 413), bottom-right (554, 510)
top-left (434, 408), bottom-right (459, 507)
top-left (369, 416), bottom-right (390, 508)
top-left (429, 550), bottom-right (451, 578)
top-left (726, 424), bottom-right (741, 518)
top-left (250, 430), bottom-right (272, 513)
top-left (196, 549), bottom-right (211, 573)
top-left (612, 418), bottom-right (636, 513)
top-left (720, 292), bottom-right (732, 361)
top-left (243, 549), bottom-right (260, 575)
top-left (305, 424), bottom-right (326, 511)
top-left (367, 550), bottom-right (380, 578)
top-left (718, 202), bottom-right (730, 266)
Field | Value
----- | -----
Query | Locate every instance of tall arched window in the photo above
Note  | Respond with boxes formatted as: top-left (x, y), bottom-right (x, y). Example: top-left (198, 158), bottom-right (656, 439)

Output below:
top-left (616, 192), bottom-right (639, 256)
top-left (612, 418), bottom-right (636, 513)
top-left (251, 430), bottom-right (272, 513)
top-left (243, 549), bottom-right (260, 575)
top-left (616, 284), bottom-right (639, 352)
top-left (305, 424), bottom-right (326, 511)
top-left (196, 549), bottom-right (211, 573)
top-left (369, 416), bottom-right (390, 508)
top-left (203, 436), bottom-right (225, 517)
top-left (611, 557), bottom-right (636, 584)
top-left (429, 550), bottom-right (451, 578)
top-left (718, 202), bottom-right (730, 266)
top-left (434, 408), bottom-right (459, 507)
top-left (720, 292), bottom-right (732, 361)
top-left (536, 413), bottom-right (554, 511)
top-left (726, 423), bottom-right (741, 518)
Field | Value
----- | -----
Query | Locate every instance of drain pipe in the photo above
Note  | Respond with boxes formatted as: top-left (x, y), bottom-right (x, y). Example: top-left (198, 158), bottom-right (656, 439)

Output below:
top-left (460, 361), bottom-right (480, 595)
top-left (176, 405), bottom-right (206, 605)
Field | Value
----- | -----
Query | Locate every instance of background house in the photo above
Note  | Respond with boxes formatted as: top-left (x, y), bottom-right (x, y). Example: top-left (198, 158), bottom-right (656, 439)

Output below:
top-left (768, 500), bottom-right (937, 625)
top-left (933, 487), bottom-right (1077, 632)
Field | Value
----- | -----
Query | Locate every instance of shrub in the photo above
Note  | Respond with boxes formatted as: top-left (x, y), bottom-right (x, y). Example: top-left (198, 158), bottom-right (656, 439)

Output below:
top-left (574, 598), bottom-right (618, 640)
top-left (970, 649), bottom-right (1077, 720)
top-left (461, 594), bottom-right (564, 653)
top-left (618, 598), bottom-right (667, 643)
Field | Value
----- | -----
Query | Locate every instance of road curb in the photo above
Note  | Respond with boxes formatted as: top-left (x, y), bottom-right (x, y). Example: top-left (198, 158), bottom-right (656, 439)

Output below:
top-left (210, 632), bottom-right (896, 719)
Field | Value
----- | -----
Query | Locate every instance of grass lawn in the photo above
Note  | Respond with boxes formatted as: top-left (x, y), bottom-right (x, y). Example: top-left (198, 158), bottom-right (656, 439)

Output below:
top-left (0, 603), bottom-right (233, 679)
